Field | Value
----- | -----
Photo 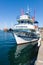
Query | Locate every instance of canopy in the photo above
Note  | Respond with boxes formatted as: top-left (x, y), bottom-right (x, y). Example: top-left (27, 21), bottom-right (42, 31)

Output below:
top-left (34, 21), bottom-right (39, 24)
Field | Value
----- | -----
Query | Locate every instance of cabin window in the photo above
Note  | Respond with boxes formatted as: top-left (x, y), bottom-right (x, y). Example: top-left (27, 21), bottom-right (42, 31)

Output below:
top-left (27, 21), bottom-right (33, 24)
top-left (31, 30), bottom-right (36, 32)
top-left (18, 20), bottom-right (33, 24)
top-left (18, 21), bottom-right (23, 23)
top-left (21, 21), bottom-right (23, 23)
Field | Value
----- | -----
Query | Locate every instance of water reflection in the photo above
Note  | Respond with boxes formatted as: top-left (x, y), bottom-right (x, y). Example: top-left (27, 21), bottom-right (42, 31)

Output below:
top-left (8, 43), bottom-right (39, 65)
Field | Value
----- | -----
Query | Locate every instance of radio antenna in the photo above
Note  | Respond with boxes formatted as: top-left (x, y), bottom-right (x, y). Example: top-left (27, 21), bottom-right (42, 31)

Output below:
top-left (26, 5), bottom-right (30, 15)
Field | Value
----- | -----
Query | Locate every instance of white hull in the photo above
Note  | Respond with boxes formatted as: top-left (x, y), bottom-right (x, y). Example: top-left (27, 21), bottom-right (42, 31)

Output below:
top-left (14, 33), bottom-right (38, 45)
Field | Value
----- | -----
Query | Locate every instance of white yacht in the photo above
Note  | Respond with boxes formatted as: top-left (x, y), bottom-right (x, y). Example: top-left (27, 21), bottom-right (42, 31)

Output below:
top-left (13, 10), bottom-right (40, 45)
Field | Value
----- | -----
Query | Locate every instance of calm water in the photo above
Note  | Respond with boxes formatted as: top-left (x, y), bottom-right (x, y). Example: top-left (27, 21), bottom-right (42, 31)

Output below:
top-left (0, 31), bottom-right (39, 65)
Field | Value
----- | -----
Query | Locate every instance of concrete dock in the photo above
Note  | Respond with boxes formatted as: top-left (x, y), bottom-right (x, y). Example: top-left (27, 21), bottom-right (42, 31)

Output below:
top-left (36, 28), bottom-right (43, 65)
top-left (36, 40), bottom-right (43, 65)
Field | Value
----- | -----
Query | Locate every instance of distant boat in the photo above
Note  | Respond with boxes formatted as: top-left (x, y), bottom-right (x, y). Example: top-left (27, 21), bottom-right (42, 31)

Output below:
top-left (8, 28), bottom-right (13, 32)
top-left (4, 28), bottom-right (13, 32)
top-left (4, 28), bottom-right (8, 32)
top-left (13, 8), bottom-right (41, 45)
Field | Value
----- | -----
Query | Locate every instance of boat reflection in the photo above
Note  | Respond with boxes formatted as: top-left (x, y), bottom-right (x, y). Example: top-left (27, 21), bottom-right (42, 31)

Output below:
top-left (8, 43), bottom-right (39, 65)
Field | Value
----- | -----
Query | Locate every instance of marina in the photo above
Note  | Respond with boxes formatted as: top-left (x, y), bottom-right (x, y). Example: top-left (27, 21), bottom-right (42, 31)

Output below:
top-left (0, 7), bottom-right (42, 65)
top-left (0, 0), bottom-right (43, 65)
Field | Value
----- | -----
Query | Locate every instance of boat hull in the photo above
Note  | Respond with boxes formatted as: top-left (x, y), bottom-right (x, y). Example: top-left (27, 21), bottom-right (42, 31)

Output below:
top-left (14, 33), bottom-right (38, 45)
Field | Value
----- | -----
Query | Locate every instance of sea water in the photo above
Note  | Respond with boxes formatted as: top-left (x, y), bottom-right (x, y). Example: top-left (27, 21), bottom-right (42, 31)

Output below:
top-left (0, 31), bottom-right (39, 65)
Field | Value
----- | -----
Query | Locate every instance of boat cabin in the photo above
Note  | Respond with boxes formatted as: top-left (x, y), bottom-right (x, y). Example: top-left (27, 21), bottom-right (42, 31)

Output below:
top-left (17, 14), bottom-right (34, 24)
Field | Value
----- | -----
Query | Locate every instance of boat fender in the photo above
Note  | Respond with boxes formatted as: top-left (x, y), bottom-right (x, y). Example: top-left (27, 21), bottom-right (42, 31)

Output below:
top-left (38, 38), bottom-right (41, 47)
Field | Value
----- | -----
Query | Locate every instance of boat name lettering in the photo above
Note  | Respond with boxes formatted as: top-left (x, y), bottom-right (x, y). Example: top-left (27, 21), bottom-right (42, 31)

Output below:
top-left (16, 26), bottom-right (27, 28)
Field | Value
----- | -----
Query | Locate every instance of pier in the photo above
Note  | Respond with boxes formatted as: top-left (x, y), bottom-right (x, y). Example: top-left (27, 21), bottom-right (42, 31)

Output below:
top-left (36, 28), bottom-right (43, 65)
top-left (36, 40), bottom-right (43, 65)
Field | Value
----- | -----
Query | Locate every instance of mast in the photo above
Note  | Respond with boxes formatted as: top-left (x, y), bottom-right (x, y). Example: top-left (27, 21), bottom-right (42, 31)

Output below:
top-left (32, 8), bottom-right (36, 22)
top-left (21, 9), bottom-right (24, 15)
top-left (34, 8), bottom-right (36, 21)
top-left (26, 6), bottom-right (30, 15)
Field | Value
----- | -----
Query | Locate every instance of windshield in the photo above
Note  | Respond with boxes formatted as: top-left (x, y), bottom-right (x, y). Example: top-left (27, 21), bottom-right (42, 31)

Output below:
top-left (18, 20), bottom-right (33, 24)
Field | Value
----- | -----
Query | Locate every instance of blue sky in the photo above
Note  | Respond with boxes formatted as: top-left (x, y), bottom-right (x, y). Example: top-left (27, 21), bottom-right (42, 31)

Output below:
top-left (0, 0), bottom-right (43, 29)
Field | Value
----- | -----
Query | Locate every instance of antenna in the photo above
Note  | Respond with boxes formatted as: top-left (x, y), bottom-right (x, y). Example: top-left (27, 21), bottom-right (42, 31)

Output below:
top-left (26, 6), bottom-right (30, 14)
